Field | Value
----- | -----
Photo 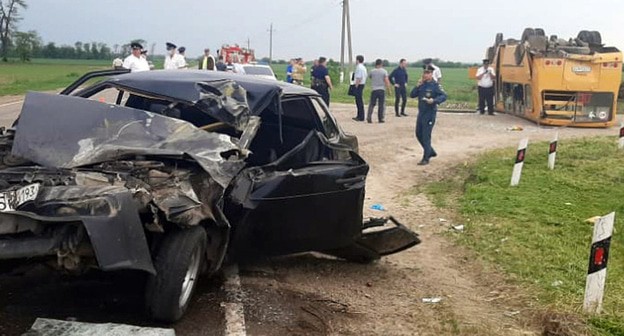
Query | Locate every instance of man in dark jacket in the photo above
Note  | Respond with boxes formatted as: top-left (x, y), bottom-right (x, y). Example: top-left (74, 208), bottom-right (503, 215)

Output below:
top-left (390, 59), bottom-right (409, 117)
top-left (410, 66), bottom-right (447, 165)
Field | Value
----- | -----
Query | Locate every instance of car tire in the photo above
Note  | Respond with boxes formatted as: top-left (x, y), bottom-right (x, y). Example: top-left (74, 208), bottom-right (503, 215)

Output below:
top-left (145, 226), bottom-right (207, 323)
top-left (534, 28), bottom-right (546, 37)
top-left (577, 30), bottom-right (592, 44)
top-left (590, 31), bottom-right (602, 45)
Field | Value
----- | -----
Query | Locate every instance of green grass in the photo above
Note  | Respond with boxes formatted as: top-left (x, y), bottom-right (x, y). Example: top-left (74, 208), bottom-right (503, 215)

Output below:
top-left (270, 64), bottom-right (477, 109)
top-left (0, 58), bottom-right (111, 95)
top-left (422, 137), bottom-right (624, 335)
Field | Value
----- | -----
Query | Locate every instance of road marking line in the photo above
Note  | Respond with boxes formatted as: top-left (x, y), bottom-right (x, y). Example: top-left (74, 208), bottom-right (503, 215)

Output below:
top-left (0, 100), bottom-right (23, 108)
top-left (221, 264), bottom-right (247, 336)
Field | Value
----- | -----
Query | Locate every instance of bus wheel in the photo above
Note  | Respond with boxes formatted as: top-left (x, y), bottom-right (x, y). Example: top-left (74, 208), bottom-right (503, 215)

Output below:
top-left (521, 28), bottom-right (535, 43)
top-left (590, 31), bottom-right (602, 45)
top-left (577, 30), bottom-right (592, 44)
top-left (534, 28), bottom-right (546, 37)
top-left (494, 33), bottom-right (504, 46)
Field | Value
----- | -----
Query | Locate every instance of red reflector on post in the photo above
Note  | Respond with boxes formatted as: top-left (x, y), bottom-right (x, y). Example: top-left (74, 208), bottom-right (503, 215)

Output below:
top-left (594, 247), bottom-right (605, 266)
top-left (545, 60), bottom-right (551, 65)
top-left (557, 60), bottom-right (562, 65)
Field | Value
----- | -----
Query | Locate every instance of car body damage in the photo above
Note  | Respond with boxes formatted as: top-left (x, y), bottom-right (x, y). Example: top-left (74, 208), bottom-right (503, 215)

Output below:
top-left (0, 70), bottom-right (421, 322)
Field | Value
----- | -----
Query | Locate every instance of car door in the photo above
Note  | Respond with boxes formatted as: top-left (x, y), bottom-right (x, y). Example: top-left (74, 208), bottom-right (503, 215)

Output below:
top-left (225, 130), bottom-right (369, 259)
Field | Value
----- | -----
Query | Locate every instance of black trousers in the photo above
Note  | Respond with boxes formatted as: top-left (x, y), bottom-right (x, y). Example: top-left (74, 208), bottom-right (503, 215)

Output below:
top-left (367, 89), bottom-right (386, 122)
top-left (314, 85), bottom-right (330, 107)
top-left (394, 85), bottom-right (407, 114)
top-left (354, 85), bottom-right (365, 120)
top-left (478, 86), bottom-right (494, 114)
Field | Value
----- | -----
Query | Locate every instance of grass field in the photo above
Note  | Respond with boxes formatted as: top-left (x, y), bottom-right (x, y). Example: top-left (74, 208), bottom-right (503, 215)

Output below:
top-left (0, 58), bottom-right (111, 95)
top-left (270, 64), bottom-right (477, 109)
top-left (423, 137), bottom-right (624, 335)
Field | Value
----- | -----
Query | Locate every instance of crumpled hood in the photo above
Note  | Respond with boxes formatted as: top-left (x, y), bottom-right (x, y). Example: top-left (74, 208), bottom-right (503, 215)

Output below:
top-left (11, 92), bottom-right (246, 188)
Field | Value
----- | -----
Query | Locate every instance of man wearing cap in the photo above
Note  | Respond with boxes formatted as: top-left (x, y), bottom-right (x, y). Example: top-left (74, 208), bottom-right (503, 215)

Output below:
top-left (476, 59), bottom-right (496, 115)
top-left (410, 66), bottom-right (447, 165)
top-left (423, 58), bottom-right (442, 83)
top-left (164, 42), bottom-right (186, 70)
top-left (122, 42), bottom-right (150, 72)
top-left (199, 48), bottom-right (216, 70)
top-left (177, 47), bottom-right (188, 69)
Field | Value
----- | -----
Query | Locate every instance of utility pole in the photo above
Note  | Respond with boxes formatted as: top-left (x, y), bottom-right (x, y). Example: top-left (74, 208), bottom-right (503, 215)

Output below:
top-left (247, 37), bottom-right (251, 50)
top-left (268, 23), bottom-right (275, 64)
top-left (339, 0), bottom-right (353, 83)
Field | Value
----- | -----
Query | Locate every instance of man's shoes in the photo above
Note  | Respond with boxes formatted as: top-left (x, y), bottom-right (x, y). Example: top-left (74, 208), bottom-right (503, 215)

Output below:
top-left (417, 160), bottom-right (429, 166)
top-left (401, 112), bottom-right (408, 116)
top-left (367, 119), bottom-right (372, 123)
top-left (352, 117), bottom-right (364, 122)
top-left (488, 112), bottom-right (495, 116)
top-left (395, 113), bottom-right (401, 117)
top-left (379, 120), bottom-right (385, 123)
top-left (430, 151), bottom-right (437, 158)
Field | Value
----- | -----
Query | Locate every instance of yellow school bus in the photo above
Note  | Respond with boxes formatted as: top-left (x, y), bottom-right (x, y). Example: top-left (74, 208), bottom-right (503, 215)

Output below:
top-left (472, 29), bottom-right (622, 127)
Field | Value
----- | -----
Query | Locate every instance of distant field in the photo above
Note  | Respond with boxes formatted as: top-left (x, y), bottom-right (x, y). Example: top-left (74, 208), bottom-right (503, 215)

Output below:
top-left (272, 64), bottom-right (482, 109)
top-left (0, 58), bottom-right (110, 96)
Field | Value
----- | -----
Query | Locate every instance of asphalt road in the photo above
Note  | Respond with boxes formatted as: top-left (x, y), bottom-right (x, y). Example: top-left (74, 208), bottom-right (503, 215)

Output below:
top-left (0, 100), bottom-right (22, 128)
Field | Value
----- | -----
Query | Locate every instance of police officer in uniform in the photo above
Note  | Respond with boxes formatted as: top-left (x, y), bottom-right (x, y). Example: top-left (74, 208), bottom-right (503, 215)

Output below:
top-left (122, 42), bottom-right (150, 72)
top-left (410, 66), bottom-right (447, 165)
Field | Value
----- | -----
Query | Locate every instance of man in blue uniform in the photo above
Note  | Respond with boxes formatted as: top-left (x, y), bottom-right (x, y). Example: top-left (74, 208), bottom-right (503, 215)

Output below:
top-left (410, 66), bottom-right (447, 165)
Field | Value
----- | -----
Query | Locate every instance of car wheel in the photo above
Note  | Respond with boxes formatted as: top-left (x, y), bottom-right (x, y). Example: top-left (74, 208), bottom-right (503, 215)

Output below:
top-left (534, 28), bottom-right (546, 37)
top-left (521, 28), bottom-right (535, 44)
top-left (577, 30), bottom-right (592, 44)
top-left (145, 226), bottom-right (207, 323)
top-left (590, 31), bottom-right (602, 45)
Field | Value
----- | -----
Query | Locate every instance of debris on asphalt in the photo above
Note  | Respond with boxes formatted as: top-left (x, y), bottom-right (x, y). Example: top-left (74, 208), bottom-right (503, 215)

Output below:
top-left (370, 203), bottom-right (386, 211)
top-left (422, 297), bottom-right (443, 304)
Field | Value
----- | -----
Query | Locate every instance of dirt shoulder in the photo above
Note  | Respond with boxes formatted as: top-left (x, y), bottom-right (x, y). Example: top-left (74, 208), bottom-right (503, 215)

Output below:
top-left (238, 103), bottom-right (614, 336)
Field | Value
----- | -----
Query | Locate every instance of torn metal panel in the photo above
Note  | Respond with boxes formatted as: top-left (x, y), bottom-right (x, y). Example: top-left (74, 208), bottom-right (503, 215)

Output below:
top-left (12, 92), bottom-right (246, 188)
top-left (195, 80), bottom-right (251, 131)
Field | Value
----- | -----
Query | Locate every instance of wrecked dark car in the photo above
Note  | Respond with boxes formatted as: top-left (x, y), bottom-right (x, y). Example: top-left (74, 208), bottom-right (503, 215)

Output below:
top-left (0, 70), bottom-right (420, 322)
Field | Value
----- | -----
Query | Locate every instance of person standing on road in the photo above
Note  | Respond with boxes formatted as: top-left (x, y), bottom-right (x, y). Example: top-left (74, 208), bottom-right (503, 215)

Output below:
top-left (164, 42), bottom-right (186, 70)
top-left (292, 58), bottom-right (307, 85)
top-left (390, 58), bottom-right (409, 117)
top-left (410, 66), bottom-right (447, 166)
top-left (122, 42), bottom-right (150, 72)
top-left (476, 59), bottom-right (496, 115)
top-left (286, 59), bottom-right (294, 83)
top-left (216, 56), bottom-right (227, 71)
top-left (177, 47), bottom-right (188, 69)
top-left (311, 57), bottom-right (333, 106)
top-left (352, 55), bottom-right (367, 121)
top-left (367, 59), bottom-right (392, 123)
top-left (423, 58), bottom-right (442, 83)
top-left (199, 48), bottom-right (216, 70)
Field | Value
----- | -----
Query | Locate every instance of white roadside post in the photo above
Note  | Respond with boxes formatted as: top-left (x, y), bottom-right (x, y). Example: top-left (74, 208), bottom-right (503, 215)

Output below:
top-left (583, 212), bottom-right (615, 314)
top-left (548, 132), bottom-right (558, 170)
top-left (510, 138), bottom-right (528, 186)
top-left (619, 123), bottom-right (624, 150)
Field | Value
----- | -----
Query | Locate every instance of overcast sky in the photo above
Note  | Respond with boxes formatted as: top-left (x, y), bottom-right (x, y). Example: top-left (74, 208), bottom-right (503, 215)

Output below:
top-left (19, 0), bottom-right (624, 63)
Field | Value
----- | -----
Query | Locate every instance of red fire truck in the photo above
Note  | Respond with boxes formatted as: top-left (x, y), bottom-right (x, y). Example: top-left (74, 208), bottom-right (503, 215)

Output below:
top-left (219, 44), bottom-right (255, 64)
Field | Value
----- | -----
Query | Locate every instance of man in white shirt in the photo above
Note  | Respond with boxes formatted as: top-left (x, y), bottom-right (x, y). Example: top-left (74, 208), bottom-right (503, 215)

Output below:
top-left (352, 55), bottom-right (367, 121)
top-left (476, 59), bottom-right (496, 115)
top-left (122, 42), bottom-right (150, 72)
top-left (423, 58), bottom-right (442, 83)
top-left (164, 42), bottom-right (186, 70)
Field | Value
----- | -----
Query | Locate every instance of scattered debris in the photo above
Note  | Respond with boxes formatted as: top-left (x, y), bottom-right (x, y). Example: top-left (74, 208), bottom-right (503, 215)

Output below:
top-left (504, 311), bottom-right (521, 318)
top-left (370, 203), bottom-right (386, 211)
top-left (366, 282), bottom-right (373, 287)
top-left (552, 280), bottom-right (564, 287)
top-left (501, 237), bottom-right (509, 243)
top-left (418, 224), bottom-right (427, 228)
top-left (24, 318), bottom-right (176, 336)
top-left (422, 297), bottom-right (443, 304)
top-left (452, 225), bottom-right (465, 232)
top-left (506, 125), bottom-right (524, 131)
top-left (564, 202), bottom-right (573, 206)
top-left (585, 216), bottom-right (601, 224)
top-left (439, 218), bottom-right (448, 223)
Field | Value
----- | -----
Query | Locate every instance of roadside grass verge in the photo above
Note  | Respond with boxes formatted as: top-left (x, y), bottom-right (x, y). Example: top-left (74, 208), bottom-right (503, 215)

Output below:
top-left (0, 58), bottom-right (110, 95)
top-left (422, 137), bottom-right (624, 335)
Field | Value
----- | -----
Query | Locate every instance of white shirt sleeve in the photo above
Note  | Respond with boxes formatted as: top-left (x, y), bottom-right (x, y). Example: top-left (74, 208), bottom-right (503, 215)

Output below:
top-left (122, 56), bottom-right (133, 70)
top-left (476, 67), bottom-right (485, 77)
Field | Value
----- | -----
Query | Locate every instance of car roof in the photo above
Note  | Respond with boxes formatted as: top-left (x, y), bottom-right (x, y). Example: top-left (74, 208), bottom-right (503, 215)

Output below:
top-left (106, 70), bottom-right (317, 103)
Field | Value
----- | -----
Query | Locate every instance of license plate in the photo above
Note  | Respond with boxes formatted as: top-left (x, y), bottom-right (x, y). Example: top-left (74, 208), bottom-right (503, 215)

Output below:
top-left (572, 66), bottom-right (592, 73)
top-left (0, 184), bottom-right (40, 212)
